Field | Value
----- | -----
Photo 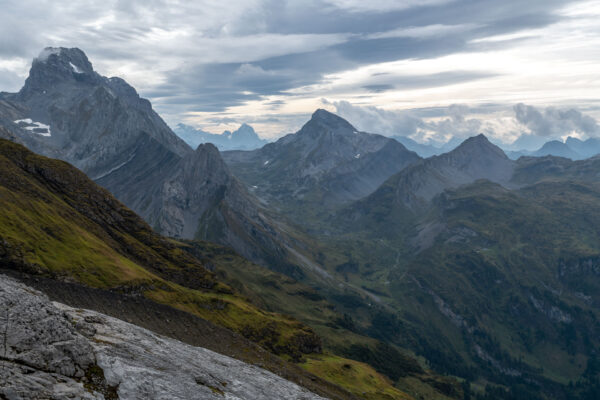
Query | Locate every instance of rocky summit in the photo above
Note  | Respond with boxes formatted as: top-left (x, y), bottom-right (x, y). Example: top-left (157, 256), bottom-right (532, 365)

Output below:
top-left (0, 47), bottom-right (298, 271)
top-left (222, 109), bottom-right (421, 212)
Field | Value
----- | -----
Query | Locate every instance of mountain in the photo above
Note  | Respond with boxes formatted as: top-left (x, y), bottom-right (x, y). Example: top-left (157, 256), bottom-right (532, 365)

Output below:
top-left (356, 134), bottom-right (514, 213)
top-left (0, 138), bottom-right (319, 357)
top-left (312, 136), bottom-right (600, 398)
top-left (379, 180), bottom-right (600, 398)
top-left (506, 136), bottom-right (600, 161)
top-left (174, 122), bottom-right (268, 151)
top-left (565, 136), bottom-right (600, 159)
top-left (0, 138), bottom-right (437, 399)
top-left (0, 275), bottom-right (327, 400)
top-left (512, 153), bottom-right (600, 185)
top-left (533, 140), bottom-right (581, 159)
top-left (222, 109), bottom-right (421, 217)
top-left (508, 133), bottom-right (548, 152)
top-left (0, 47), bottom-right (189, 175)
top-left (0, 52), bottom-right (461, 397)
top-left (0, 47), bottom-right (301, 273)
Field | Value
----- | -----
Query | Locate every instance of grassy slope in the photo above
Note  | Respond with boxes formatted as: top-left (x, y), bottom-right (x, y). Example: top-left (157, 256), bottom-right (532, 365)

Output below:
top-left (315, 180), bottom-right (600, 398)
top-left (0, 139), bottom-right (421, 399)
top-left (0, 139), bottom-right (325, 353)
top-left (179, 239), bottom-right (460, 400)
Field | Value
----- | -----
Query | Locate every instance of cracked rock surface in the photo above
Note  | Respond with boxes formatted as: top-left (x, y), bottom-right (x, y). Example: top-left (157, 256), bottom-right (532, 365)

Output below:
top-left (0, 275), bottom-right (326, 400)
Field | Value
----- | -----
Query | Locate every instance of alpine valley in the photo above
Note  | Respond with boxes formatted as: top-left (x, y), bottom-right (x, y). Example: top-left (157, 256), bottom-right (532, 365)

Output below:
top-left (1, 47), bottom-right (599, 400)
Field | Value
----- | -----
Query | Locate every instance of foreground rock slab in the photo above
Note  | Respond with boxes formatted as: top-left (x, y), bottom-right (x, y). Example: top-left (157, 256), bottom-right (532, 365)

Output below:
top-left (0, 275), bottom-right (325, 400)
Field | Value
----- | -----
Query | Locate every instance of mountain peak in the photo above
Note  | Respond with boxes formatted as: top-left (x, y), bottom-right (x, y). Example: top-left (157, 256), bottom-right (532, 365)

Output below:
top-left (300, 109), bottom-right (357, 137)
top-left (453, 133), bottom-right (507, 158)
top-left (233, 123), bottom-right (257, 137)
top-left (311, 109), bottom-right (352, 126)
top-left (464, 133), bottom-right (489, 144)
top-left (33, 47), bottom-right (94, 74)
top-left (20, 47), bottom-right (98, 99)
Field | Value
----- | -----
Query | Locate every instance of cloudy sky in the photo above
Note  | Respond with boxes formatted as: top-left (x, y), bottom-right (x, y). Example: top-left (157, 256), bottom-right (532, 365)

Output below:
top-left (1, 0), bottom-right (600, 147)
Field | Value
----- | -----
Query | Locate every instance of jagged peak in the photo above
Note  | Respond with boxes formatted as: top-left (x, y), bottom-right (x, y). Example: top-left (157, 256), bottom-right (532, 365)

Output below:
top-left (33, 47), bottom-right (94, 74)
top-left (311, 109), bottom-right (353, 126)
top-left (35, 47), bottom-right (63, 62)
top-left (446, 134), bottom-right (509, 161)
top-left (183, 142), bottom-right (230, 179)
top-left (454, 134), bottom-right (502, 152)
top-left (232, 123), bottom-right (262, 140)
top-left (565, 136), bottom-right (585, 145)
top-left (19, 47), bottom-right (98, 99)
top-left (195, 142), bottom-right (220, 154)
top-left (299, 109), bottom-right (357, 137)
top-left (463, 133), bottom-right (489, 144)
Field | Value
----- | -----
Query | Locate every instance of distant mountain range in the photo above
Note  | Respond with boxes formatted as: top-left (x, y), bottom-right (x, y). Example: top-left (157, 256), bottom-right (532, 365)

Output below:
top-left (3, 47), bottom-right (600, 399)
top-left (174, 122), bottom-right (269, 151)
top-left (506, 136), bottom-right (600, 160)
top-left (394, 133), bottom-right (600, 161)
top-left (223, 118), bottom-right (600, 398)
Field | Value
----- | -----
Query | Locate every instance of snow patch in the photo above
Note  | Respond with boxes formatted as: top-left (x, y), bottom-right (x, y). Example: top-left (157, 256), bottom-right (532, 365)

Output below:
top-left (69, 62), bottom-right (83, 74)
top-left (93, 153), bottom-right (136, 180)
top-left (36, 48), bottom-right (61, 63)
top-left (14, 119), bottom-right (51, 137)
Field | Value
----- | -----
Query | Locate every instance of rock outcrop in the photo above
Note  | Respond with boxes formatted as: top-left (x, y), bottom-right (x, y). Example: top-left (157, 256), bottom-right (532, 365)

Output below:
top-left (0, 275), bottom-right (325, 400)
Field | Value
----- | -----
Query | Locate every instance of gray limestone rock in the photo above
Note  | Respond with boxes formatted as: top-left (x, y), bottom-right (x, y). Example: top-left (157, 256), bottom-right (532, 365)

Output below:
top-left (0, 275), bottom-right (326, 400)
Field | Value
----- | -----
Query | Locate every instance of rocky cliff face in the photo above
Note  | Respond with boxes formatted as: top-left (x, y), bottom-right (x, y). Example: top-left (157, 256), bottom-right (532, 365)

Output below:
top-left (0, 275), bottom-right (325, 400)
top-left (6, 47), bottom-right (189, 176)
top-left (0, 47), bottom-right (297, 271)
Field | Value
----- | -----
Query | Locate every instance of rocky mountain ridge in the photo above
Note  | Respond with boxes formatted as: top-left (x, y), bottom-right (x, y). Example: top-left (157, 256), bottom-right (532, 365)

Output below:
top-left (352, 133), bottom-right (515, 214)
top-left (223, 109), bottom-right (421, 213)
top-left (506, 136), bottom-right (600, 160)
top-left (0, 47), bottom-right (301, 272)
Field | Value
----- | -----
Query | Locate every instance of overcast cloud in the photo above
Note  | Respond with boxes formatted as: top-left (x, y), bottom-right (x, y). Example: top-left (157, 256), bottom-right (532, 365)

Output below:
top-left (0, 0), bottom-right (599, 141)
